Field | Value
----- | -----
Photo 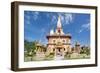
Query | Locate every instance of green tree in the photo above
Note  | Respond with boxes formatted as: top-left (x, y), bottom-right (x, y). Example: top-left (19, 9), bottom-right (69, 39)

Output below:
top-left (24, 40), bottom-right (37, 55)
top-left (80, 47), bottom-right (90, 55)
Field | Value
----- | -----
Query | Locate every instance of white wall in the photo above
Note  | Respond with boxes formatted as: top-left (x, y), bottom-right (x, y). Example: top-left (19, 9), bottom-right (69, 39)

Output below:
top-left (0, 0), bottom-right (99, 73)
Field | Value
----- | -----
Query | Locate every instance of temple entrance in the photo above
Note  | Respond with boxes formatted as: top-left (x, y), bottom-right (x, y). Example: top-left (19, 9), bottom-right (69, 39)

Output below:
top-left (56, 48), bottom-right (63, 56)
top-left (54, 47), bottom-right (64, 60)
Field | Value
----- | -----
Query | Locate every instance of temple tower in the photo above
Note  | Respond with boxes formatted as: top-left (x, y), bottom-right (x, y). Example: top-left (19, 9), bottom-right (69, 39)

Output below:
top-left (46, 16), bottom-right (72, 56)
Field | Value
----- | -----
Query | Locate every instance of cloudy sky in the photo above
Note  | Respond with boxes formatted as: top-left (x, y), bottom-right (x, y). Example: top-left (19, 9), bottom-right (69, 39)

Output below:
top-left (24, 11), bottom-right (90, 46)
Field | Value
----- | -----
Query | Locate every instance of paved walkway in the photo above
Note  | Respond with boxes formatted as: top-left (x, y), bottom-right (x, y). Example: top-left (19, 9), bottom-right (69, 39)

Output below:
top-left (54, 55), bottom-right (64, 60)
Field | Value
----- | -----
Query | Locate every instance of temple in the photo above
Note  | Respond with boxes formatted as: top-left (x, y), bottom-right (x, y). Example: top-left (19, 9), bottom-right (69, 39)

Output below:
top-left (46, 16), bottom-right (72, 57)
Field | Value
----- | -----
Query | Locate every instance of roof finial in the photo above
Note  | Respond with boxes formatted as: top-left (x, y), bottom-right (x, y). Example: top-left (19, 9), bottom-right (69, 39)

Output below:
top-left (57, 16), bottom-right (62, 28)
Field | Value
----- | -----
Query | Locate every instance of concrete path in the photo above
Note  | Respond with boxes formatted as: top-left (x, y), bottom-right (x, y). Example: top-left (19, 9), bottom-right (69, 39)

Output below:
top-left (54, 55), bottom-right (64, 60)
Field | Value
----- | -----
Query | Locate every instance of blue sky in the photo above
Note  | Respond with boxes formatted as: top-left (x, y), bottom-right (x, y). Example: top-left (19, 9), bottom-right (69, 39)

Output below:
top-left (24, 11), bottom-right (90, 46)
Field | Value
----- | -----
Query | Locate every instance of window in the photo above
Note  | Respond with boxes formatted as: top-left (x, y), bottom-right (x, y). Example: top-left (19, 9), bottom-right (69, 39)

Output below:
top-left (53, 48), bottom-right (55, 51)
top-left (53, 40), bottom-right (55, 43)
top-left (63, 40), bottom-right (65, 43)
top-left (66, 39), bottom-right (70, 44)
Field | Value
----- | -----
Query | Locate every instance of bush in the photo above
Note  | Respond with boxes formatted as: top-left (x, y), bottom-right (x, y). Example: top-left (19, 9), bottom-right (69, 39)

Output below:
top-left (50, 53), bottom-right (54, 56)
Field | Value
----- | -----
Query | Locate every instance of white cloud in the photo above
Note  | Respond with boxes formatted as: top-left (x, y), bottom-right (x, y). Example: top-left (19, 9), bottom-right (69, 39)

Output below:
top-left (59, 13), bottom-right (73, 26)
top-left (64, 13), bottom-right (73, 24)
top-left (78, 29), bottom-right (83, 33)
top-left (51, 15), bottom-right (57, 24)
top-left (32, 11), bottom-right (39, 20)
top-left (50, 13), bottom-right (73, 26)
top-left (82, 23), bottom-right (90, 30)
top-left (78, 22), bottom-right (90, 33)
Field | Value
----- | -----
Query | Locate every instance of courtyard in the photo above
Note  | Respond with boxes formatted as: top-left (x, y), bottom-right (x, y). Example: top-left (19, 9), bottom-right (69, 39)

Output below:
top-left (24, 51), bottom-right (90, 62)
